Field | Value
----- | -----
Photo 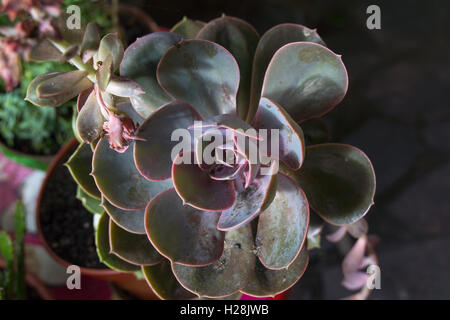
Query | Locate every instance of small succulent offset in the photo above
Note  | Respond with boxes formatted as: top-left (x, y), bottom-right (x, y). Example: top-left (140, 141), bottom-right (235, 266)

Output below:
top-left (28, 15), bottom-right (377, 299)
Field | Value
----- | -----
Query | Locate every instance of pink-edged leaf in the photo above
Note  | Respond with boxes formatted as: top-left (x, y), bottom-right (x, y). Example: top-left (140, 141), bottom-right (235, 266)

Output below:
top-left (261, 42), bottom-right (348, 122)
top-left (172, 223), bottom-right (256, 298)
top-left (135, 100), bottom-right (202, 181)
top-left (92, 138), bottom-right (172, 210)
top-left (197, 15), bottom-right (259, 119)
top-left (256, 173), bottom-right (309, 270)
top-left (248, 23), bottom-right (325, 122)
top-left (289, 143), bottom-right (376, 225)
top-left (157, 39), bottom-right (240, 118)
top-left (76, 87), bottom-right (93, 112)
top-left (120, 32), bottom-right (182, 117)
top-left (172, 152), bottom-right (236, 211)
top-left (241, 245), bottom-right (309, 297)
top-left (142, 261), bottom-right (197, 300)
top-left (145, 188), bottom-right (225, 266)
top-left (217, 162), bottom-right (278, 231)
top-left (109, 219), bottom-right (163, 266)
top-left (102, 197), bottom-right (145, 234)
top-left (253, 97), bottom-right (305, 170)
top-left (171, 17), bottom-right (205, 38)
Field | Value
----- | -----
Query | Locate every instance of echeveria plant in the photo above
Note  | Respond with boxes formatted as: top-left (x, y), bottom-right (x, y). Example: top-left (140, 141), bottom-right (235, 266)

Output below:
top-left (27, 15), bottom-right (376, 299)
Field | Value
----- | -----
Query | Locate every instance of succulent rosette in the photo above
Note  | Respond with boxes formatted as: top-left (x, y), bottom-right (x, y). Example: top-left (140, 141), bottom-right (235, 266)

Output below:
top-left (28, 16), bottom-right (376, 299)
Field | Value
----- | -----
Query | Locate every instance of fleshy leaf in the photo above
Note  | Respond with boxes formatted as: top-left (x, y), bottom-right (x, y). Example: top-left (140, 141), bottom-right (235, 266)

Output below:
top-left (95, 212), bottom-right (140, 272)
top-left (135, 100), bottom-right (202, 181)
top-left (253, 97), bottom-right (305, 170)
top-left (29, 39), bottom-right (62, 61)
top-left (241, 246), bottom-right (309, 297)
top-left (172, 223), bottom-right (255, 298)
top-left (65, 143), bottom-right (101, 199)
top-left (92, 138), bottom-right (172, 210)
top-left (76, 186), bottom-right (103, 215)
top-left (288, 143), bottom-right (376, 225)
top-left (171, 17), bottom-right (205, 38)
top-left (94, 33), bottom-right (124, 71)
top-left (142, 262), bottom-right (197, 300)
top-left (172, 152), bottom-right (236, 211)
top-left (217, 162), bottom-right (278, 231)
top-left (104, 76), bottom-right (144, 97)
top-left (26, 72), bottom-right (92, 107)
top-left (76, 87), bottom-right (92, 112)
top-left (76, 90), bottom-right (104, 143)
top-left (157, 39), bottom-right (240, 119)
top-left (120, 32), bottom-right (182, 117)
top-left (145, 188), bottom-right (225, 266)
top-left (197, 16), bottom-right (259, 119)
top-left (261, 42), bottom-right (348, 122)
top-left (248, 23), bottom-right (325, 122)
top-left (80, 22), bottom-right (100, 54)
top-left (256, 174), bottom-right (309, 269)
top-left (36, 70), bottom-right (88, 98)
top-left (96, 54), bottom-right (112, 91)
top-left (102, 197), bottom-right (145, 234)
top-left (109, 219), bottom-right (162, 266)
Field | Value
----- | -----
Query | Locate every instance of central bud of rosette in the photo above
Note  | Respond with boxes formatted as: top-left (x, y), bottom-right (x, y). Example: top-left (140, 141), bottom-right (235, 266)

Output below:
top-left (180, 114), bottom-right (279, 188)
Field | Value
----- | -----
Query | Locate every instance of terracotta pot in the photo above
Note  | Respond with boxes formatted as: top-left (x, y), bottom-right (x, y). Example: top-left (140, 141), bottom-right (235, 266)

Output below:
top-left (35, 138), bottom-right (157, 299)
top-left (0, 259), bottom-right (54, 300)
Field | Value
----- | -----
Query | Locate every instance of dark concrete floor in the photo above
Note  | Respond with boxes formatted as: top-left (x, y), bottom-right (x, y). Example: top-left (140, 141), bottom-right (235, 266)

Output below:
top-left (134, 0), bottom-right (449, 299)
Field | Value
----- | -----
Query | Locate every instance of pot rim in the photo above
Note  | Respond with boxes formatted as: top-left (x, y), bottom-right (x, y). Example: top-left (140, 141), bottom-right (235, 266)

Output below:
top-left (35, 137), bottom-right (120, 277)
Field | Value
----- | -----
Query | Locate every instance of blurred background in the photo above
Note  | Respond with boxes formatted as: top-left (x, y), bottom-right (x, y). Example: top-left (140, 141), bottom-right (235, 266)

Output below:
top-left (1, 0), bottom-right (449, 299)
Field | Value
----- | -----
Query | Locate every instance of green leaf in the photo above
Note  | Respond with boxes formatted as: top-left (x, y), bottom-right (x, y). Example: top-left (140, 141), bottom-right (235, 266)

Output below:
top-left (253, 97), bottom-right (305, 170)
top-left (135, 100), bottom-right (202, 181)
top-left (197, 16), bottom-right (259, 119)
top-left (247, 23), bottom-right (325, 122)
top-left (29, 39), bottom-right (62, 62)
top-left (76, 186), bottom-right (103, 214)
top-left (145, 188), bottom-right (225, 266)
top-left (256, 174), bottom-right (309, 269)
top-left (142, 261), bottom-right (196, 300)
top-left (110, 219), bottom-right (162, 266)
top-left (104, 76), bottom-right (144, 97)
top-left (65, 142), bottom-right (101, 199)
top-left (157, 39), bottom-right (240, 119)
top-left (102, 197), bottom-right (146, 234)
top-left (172, 152), bottom-right (236, 211)
top-left (261, 42), bottom-right (348, 122)
top-left (92, 138), bottom-right (172, 210)
top-left (95, 212), bottom-right (140, 272)
top-left (172, 223), bottom-right (256, 298)
top-left (287, 143), bottom-right (376, 225)
top-left (171, 17), bottom-right (205, 38)
top-left (241, 246), bottom-right (309, 297)
top-left (120, 32), bottom-right (182, 117)
top-left (26, 72), bottom-right (92, 107)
